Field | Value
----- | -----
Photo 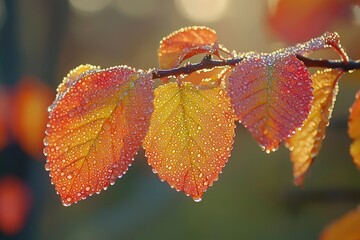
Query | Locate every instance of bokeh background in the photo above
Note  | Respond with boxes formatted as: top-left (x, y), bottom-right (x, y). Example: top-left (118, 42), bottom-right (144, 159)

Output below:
top-left (0, 0), bottom-right (360, 239)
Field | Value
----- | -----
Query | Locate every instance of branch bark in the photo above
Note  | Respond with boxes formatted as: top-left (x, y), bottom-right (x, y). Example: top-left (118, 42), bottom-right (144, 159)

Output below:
top-left (152, 54), bottom-right (360, 79)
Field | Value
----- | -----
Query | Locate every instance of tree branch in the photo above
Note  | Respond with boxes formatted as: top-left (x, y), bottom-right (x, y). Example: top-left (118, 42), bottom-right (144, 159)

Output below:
top-left (151, 54), bottom-right (360, 79)
top-left (152, 55), bottom-right (242, 79)
top-left (297, 55), bottom-right (360, 71)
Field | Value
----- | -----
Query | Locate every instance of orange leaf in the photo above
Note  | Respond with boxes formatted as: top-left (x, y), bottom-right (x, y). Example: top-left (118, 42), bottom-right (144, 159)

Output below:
top-left (143, 82), bottom-right (235, 201)
top-left (228, 54), bottom-right (312, 152)
top-left (286, 69), bottom-right (343, 185)
top-left (320, 208), bottom-right (360, 240)
top-left (45, 65), bottom-right (154, 206)
top-left (158, 26), bottom-right (219, 69)
top-left (10, 77), bottom-right (54, 159)
top-left (349, 90), bottom-right (360, 169)
top-left (0, 176), bottom-right (31, 236)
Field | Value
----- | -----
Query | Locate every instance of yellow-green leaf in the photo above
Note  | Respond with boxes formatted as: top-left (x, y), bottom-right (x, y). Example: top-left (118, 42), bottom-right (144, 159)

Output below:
top-left (143, 82), bottom-right (235, 201)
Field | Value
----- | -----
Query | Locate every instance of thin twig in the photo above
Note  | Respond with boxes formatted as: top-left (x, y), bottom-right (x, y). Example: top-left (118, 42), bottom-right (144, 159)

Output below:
top-left (151, 54), bottom-right (360, 79)
top-left (152, 55), bottom-right (242, 79)
top-left (297, 55), bottom-right (360, 71)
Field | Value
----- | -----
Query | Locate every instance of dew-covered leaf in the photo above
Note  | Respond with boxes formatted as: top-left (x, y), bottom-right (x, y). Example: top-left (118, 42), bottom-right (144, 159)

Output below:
top-left (321, 208), bottom-right (360, 240)
top-left (45, 65), bottom-right (154, 206)
top-left (349, 90), bottom-right (360, 169)
top-left (286, 69), bottom-right (343, 185)
top-left (158, 26), bottom-right (219, 69)
top-left (143, 82), bottom-right (235, 201)
top-left (228, 54), bottom-right (312, 152)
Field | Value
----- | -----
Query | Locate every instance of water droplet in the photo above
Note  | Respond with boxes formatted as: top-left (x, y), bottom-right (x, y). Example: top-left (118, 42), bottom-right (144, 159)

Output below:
top-left (193, 197), bottom-right (202, 202)
top-left (43, 147), bottom-right (48, 156)
top-left (43, 137), bottom-right (49, 146)
top-left (44, 162), bottom-right (52, 171)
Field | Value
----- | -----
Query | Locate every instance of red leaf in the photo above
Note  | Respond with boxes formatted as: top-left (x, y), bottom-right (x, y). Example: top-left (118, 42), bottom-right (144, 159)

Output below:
top-left (227, 32), bottom-right (346, 152)
top-left (45, 65), bottom-right (154, 206)
top-left (228, 54), bottom-right (312, 152)
top-left (158, 26), bottom-right (219, 69)
top-left (10, 77), bottom-right (54, 159)
top-left (0, 176), bottom-right (31, 236)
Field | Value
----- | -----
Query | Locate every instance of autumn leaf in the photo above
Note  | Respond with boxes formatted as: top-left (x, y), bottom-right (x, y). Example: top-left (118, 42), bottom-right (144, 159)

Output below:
top-left (320, 208), bottom-right (360, 240)
top-left (286, 69), bottom-right (343, 185)
top-left (10, 77), bottom-right (54, 159)
top-left (158, 26), bottom-right (220, 69)
top-left (349, 90), bottom-right (360, 169)
top-left (0, 176), bottom-right (31, 236)
top-left (44, 65), bottom-right (154, 206)
top-left (143, 82), bottom-right (235, 201)
top-left (228, 54), bottom-right (312, 152)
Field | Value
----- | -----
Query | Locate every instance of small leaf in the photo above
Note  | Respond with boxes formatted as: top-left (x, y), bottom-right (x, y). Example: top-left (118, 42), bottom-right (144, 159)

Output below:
top-left (228, 54), bottom-right (312, 152)
top-left (45, 65), bottom-right (154, 206)
top-left (320, 208), bottom-right (360, 240)
top-left (286, 69), bottom-right (343, 185)
top-left (158, 26), bottom-right (219, 69)
top-left (10, 77), bottom-right (54, 159)
top-left (143, 82), bottom-right (235, 201)
top-left (349, 90), bottom-right (360, 169)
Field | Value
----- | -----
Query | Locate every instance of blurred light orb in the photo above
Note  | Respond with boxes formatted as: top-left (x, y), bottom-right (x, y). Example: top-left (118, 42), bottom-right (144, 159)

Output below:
top-left (175, 0), bottom-right (230, 23)
top-left (0, 0), bottom-right (7, 30)
top-left (69, 0), bottom-right (112, 14)
top-left (113, 0), bottom-right (160, 18)
top-left (353, 5), bottom-right (360, 26)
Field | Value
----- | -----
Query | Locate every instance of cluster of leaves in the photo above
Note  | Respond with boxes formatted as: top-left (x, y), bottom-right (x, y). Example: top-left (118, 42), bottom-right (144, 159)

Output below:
top-left (44, 26), bottom-right (360, 207)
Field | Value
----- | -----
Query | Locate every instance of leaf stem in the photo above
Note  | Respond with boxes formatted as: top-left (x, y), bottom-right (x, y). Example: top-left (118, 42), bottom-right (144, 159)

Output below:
top-left (151, 55), bottom-right (360, 79)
